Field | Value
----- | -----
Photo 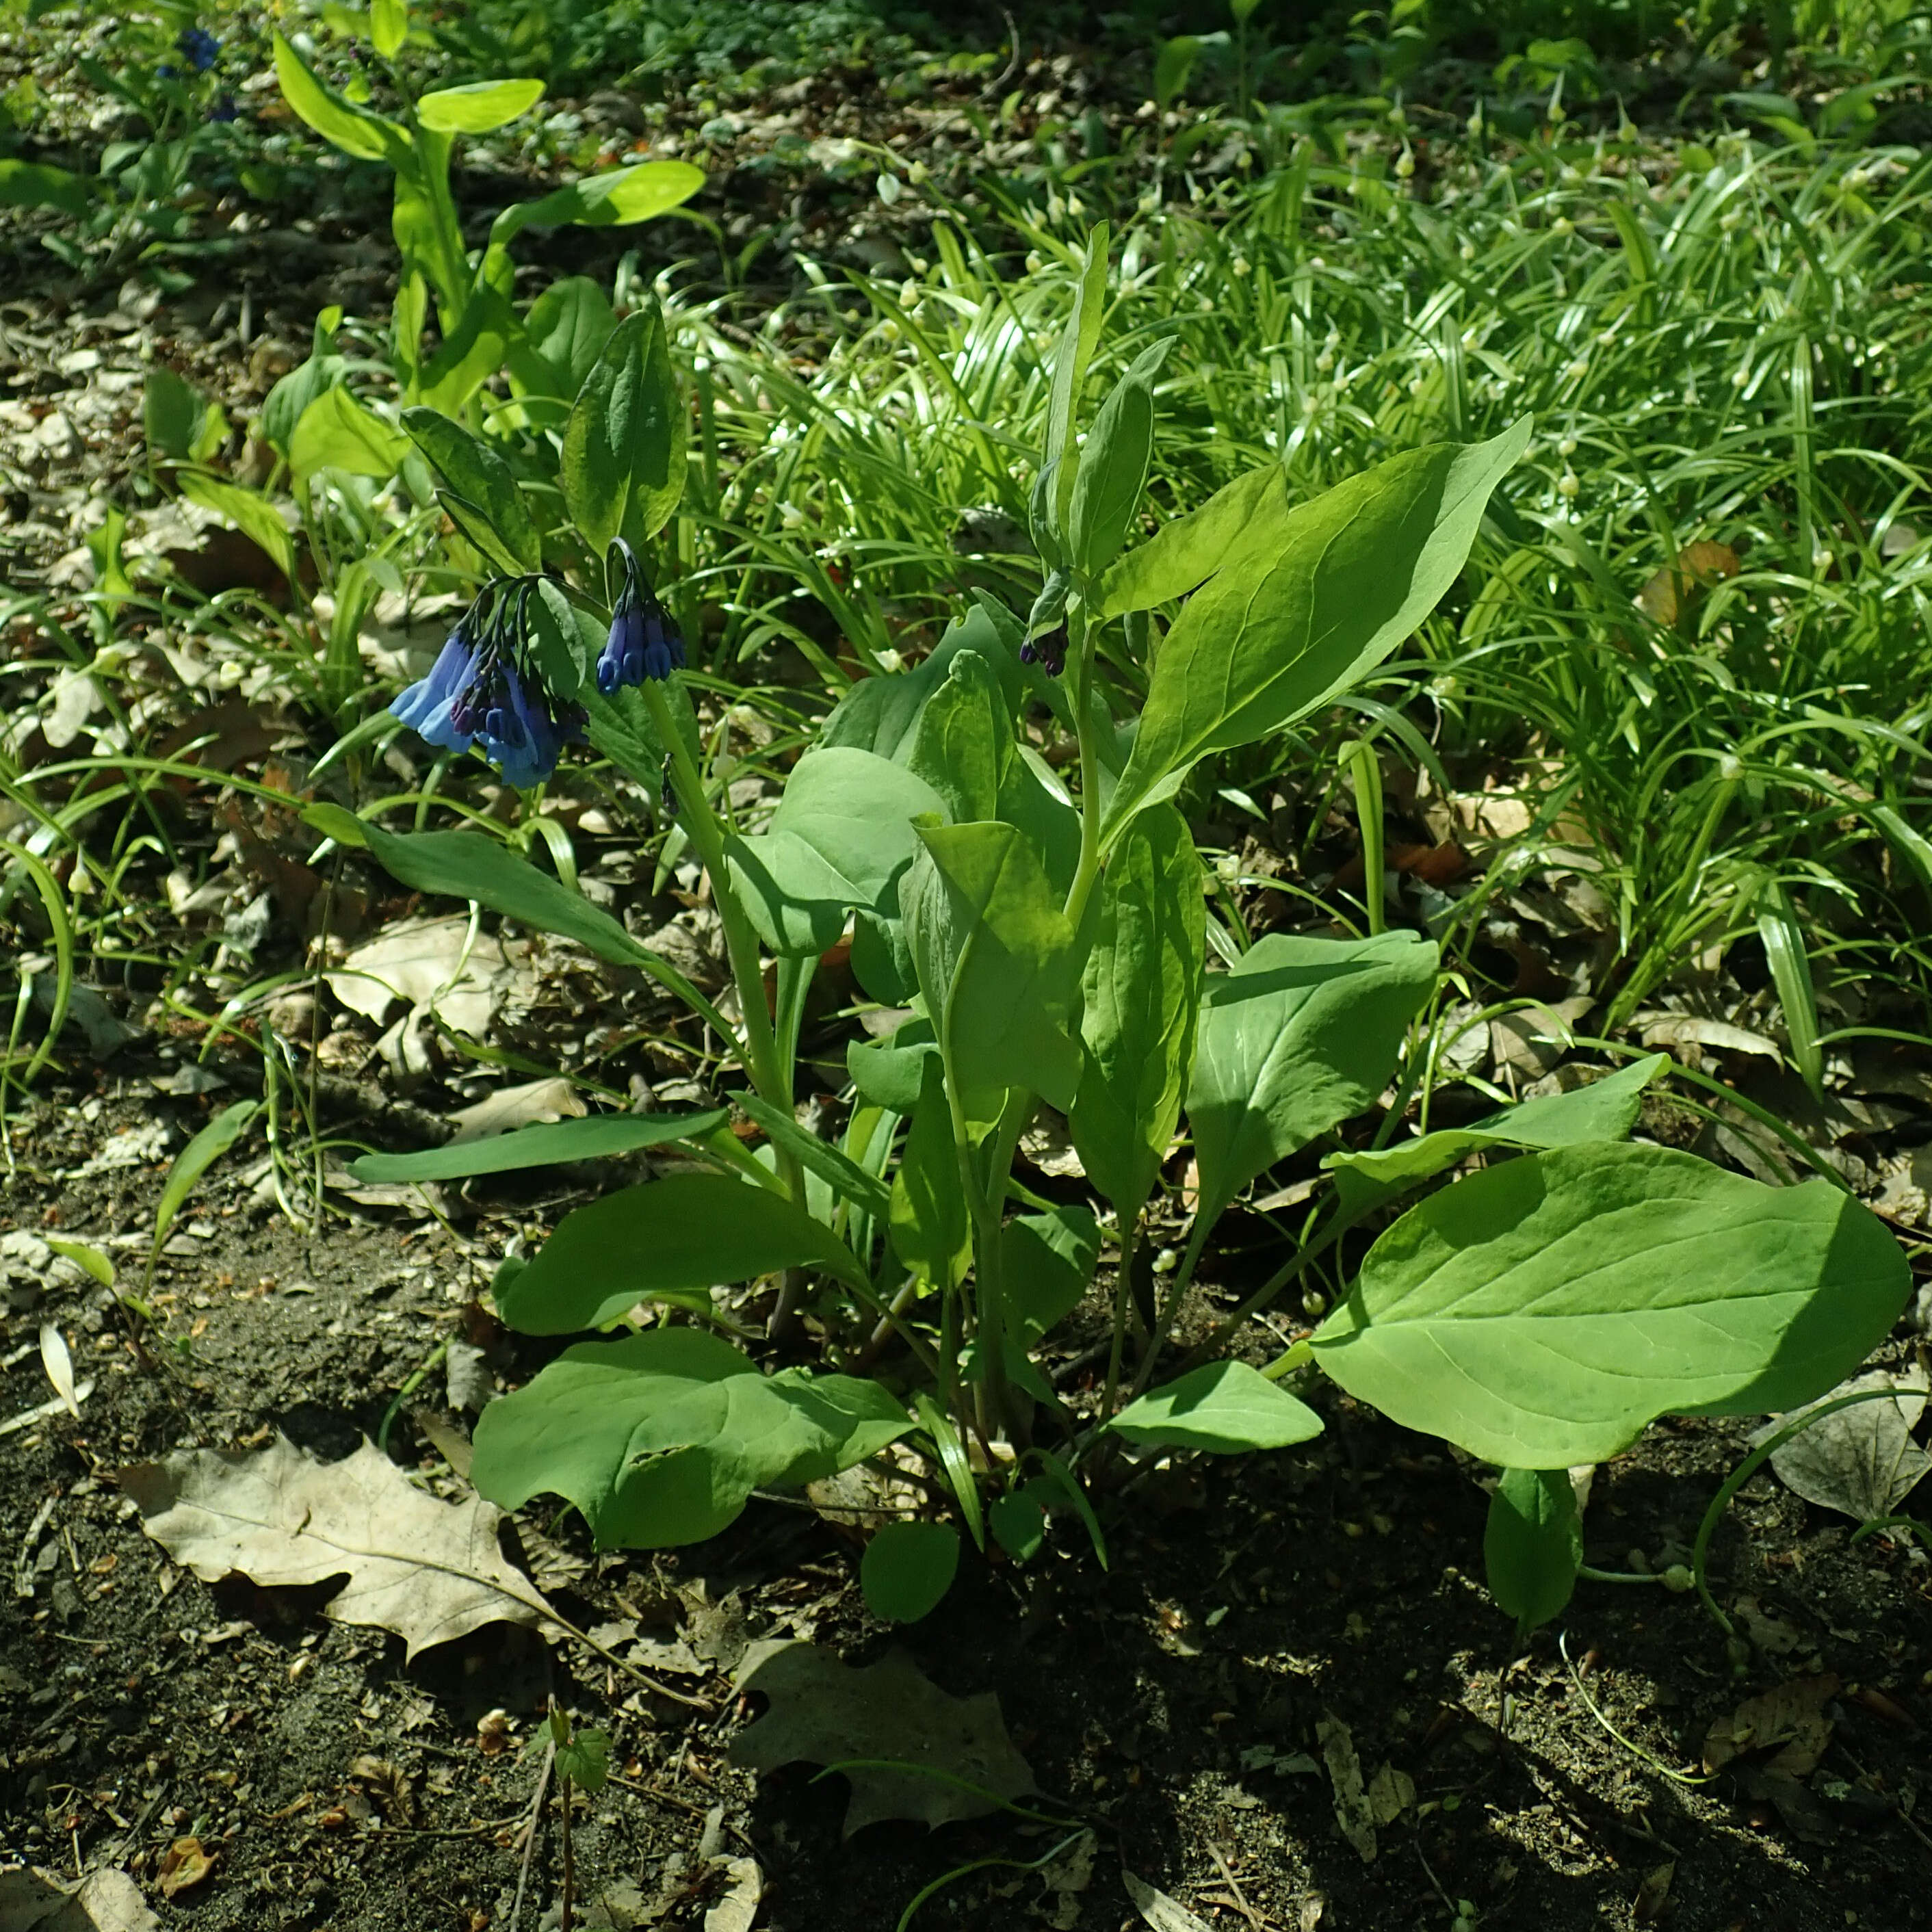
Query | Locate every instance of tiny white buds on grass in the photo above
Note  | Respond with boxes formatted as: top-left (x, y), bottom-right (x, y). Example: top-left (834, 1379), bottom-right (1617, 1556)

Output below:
top-left (1026, 251), bottom-right (1043, 273)
top-left (1395, 151), bottom-right (1415, 180)
top-left (1459, 239), bottom-right (1476, 261)
top-left (1558, 436), bottom-right (1578, 457)
top-left (1552, 216), bottom-right (1574, 236)
top-left (1557, 470), bottom-right (1579, 498)
top-left (1231, 256), bottom-right (1251, 276)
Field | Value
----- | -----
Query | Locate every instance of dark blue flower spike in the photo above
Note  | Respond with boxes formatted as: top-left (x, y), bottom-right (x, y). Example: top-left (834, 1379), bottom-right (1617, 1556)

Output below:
top-left (597, 539), bottom-right (687, 695)
top-left (1019, 625), bottom-right (1068, 678)
top-left (177, 26), bottom-right (220, 71)
top-left (390, 578), bottom-right (587, 792)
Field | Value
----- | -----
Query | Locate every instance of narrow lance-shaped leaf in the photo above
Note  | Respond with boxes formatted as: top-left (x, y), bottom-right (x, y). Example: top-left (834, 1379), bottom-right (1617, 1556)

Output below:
top-left (1069, 805), bottom-right (1203, 1223)
top-left (1188, 930), bottom-right (1437, 1237)
top-left (1311, 1142), bottom-right (1913, 1468)
top-left (1067, 337), bottom-right (1170, 580)
top-left (271, 32), bottom-right (408, 164)
top-left (1036, 224), bottom-right (1111, 552)
top-left (347, 1111), bottom-right (728, 1184)
top-left (1101, 418), bottom-right (1530, 848)
top-left (889, 1056), bottom-right (971, 1291)
top-left (562, 302), bottom-right (688, 554)
top-left (1107, 1361), bottom-right (1323, 1453)
top-left (417, 79), bottom-right (545, 134)
top-left (153, 1101), bottom-right (259, 1260)
top-left (402, 408), bottom-right (542, 572)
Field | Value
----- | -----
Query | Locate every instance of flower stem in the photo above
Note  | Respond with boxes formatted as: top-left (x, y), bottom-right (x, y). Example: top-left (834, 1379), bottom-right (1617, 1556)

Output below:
top-left (1062, 600), bottom-right (1105, 931)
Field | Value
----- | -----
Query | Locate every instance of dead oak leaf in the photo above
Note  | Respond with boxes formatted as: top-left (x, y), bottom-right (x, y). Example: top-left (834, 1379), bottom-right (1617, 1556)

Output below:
top-left (727, 1640), bottom-right (1035, 1834)
top-left (117, 1435), bottom-right (556, 1661)
top-left (1702, 1672), bottom-right (1840, 1777)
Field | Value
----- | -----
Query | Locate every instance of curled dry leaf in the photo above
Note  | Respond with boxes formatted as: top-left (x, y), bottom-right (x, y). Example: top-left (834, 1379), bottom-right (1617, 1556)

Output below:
top-left (1702, 1673), bottom-right (1840, 1777)
top-left (1316, 1713), bottom-right (1377, 1864)
top-left (1762, 1366), bottom-right (1930, 1524)
top-left (117, 1434), bottom-right (558, 1661)
top-left (701, 1857), bottom-right (761, 1932)
top-left (155, 1838), bottom-right (215, 1901)
top-left (0, 1866), bottom-right (161, 1932)
top-left (37, 1325), bottom-right (79, 1420)
top-left (1123, 1870), bottom-right (1212, 1932)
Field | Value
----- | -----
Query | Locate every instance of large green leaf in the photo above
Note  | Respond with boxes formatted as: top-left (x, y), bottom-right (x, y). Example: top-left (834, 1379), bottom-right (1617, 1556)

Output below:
top-left (495, 1171), bottom-right (870, 1333)
top-left (820, 606), bottom-right (1022, 764)
top-left (1188, 930), bottom-right (1437, 1235)
top-left (346, 1111), bottom-right (727, 1184)
top-left (1311, 1143), bottom-right (1914, 1467)
top-left (561, 302), bottom-right (687, 552)
top-left (1003, 1204), bottom-right (1100, 1344)
top-left (1095, 462), bottom-right (1283, 621)
top-left (1101, 419), bottom-right (1530, 846)
top-left (291, 388), bottom-right (410, 485)
top-left (888, 1056), bottom-right (970, 1291)
top-left (490, 161), bottom-right (706, 247)
top-left (508, 275), bottom-right (616, 402)
top-left (900, 820), bottom-right (1082, 1119)
top-left (730, 748), bottom-right (946, 956)
top-left (1069, 805), bottom-right (1203, 1223)
top-left (471, 1329), bottom-right (909, 1548)
top-left (860, 1522), bottom-right (960, 1623)
top-left (847, 1017), bottom-right (938, 1115)
top-left (1483, 1468), bottom-right (1581, 1634)
top-left (272, 32), bottom-right (407, 164)
top-left (1108, 1360), bottom-right (1322, 1453)
top-left (402, 408), bottom-right (540, 571)
top-left (417, 79), bottom-right (545, 134)
top-left (176, 473), bottom-right (297, 588)
top-left (1325, 1052), bottom-right (1669, 1200)
top-left (260, 307), bottom-right (345, 458)
top-left (905, 649), bottom-right (1011, 825)
top-left (0, 158), bottom-right (92, 218)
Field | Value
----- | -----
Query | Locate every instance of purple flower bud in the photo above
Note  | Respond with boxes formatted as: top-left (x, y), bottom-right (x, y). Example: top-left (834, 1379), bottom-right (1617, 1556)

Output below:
top-left (176, 26), bottom-right (220, 72)
top-left (1029, 626), bottom-right (1068, 678)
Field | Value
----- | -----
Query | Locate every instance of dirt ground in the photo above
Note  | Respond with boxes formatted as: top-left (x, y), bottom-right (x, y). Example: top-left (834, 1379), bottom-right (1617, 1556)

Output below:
top-left (4, 1067), bottom-right (1930, 1932)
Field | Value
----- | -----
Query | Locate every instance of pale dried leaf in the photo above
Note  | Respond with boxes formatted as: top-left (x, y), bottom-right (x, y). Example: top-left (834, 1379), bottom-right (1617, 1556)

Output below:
top-left (1123, 1870), bottom-right (1212, 1932)
top-left (0, 1866), bottom-right (159, 1932)
top-left (1762, 1366), bottom-right (1930, 1523)
top-left (1316, 1713), bottom-right (1376, 1863)
top-left (117, 1435), bottom-right (556, 1660)
top-left (326, 915), bottom-right (510, 1034)
top-left (447, 1077), bottom-right (586, 1143)
top-left (701, 1858), bottom-right (761, 1932)
top-left (1702, 1673), bottom-right (1839, 1777)
top-left (38, 1326), bottom-right (80, 1420)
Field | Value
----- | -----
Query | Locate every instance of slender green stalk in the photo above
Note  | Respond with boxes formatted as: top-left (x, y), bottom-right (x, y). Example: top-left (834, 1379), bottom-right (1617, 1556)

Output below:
top-left (1098, 1207), bottom-right (1145, 1424)
top-left (1062, 601), bottom-right (1105, 930)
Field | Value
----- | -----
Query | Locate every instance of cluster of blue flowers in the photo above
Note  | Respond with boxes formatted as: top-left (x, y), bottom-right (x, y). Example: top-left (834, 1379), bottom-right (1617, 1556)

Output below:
top-left (177, 25), bottom-right (220, 70)
top-left (390, 553), bottom-right (687, 792)
top-left (598, 541), bottom-right (686, 692)
top-left (1018, 625), bottom-right (1067, 678)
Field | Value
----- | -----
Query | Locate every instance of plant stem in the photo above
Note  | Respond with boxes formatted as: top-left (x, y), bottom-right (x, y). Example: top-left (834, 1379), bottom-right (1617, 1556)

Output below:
top-left (1062, 601), bottom-right (1105, 931)
top-left (558, 1773), bottom-right (575, 1932)
top-left (1098, 1208), bottom-right (1145, 1424)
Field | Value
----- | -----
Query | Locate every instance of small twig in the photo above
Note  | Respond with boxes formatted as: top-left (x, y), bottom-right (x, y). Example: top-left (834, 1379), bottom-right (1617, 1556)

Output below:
top-left (507, 1738), bottom-right (554, 1932)
top-left (1206, 1842), bottom-right (1265, 1931)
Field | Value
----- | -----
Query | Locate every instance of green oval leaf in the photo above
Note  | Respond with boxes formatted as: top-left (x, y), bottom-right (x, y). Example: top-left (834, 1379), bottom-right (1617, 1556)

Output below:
top-left (1108, 1361), bottom-right (1323, 1453)
top-left (562, 302), bottom-right (687, 554)
top-left (1312, 1143), bottom-right (1913, 1467)
top-left (346, 1110), bottom-right (727, 1184)
top-left (496, 1171), bottom-right (870, 1333)
top-left (1483, 1468), bottom-right (1581, 1635)
top-left (860, 1522), bottom-right (961, 1623)
top-left (471, 1330), bottom-right (910, 1548)
top-left (417, 78), bottom-right (545, 134)
top-left (272, 31), bottom-right (405, 163)
top-left (402, 407), bottom-right (541, 571)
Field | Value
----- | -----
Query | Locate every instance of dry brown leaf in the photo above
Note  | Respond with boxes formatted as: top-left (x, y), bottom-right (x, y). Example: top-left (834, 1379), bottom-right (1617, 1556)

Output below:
top-left (1702, 1673), bottom-right (1840, 1777)
top-left (1316, 1713), bottom-right (1376, 1863)
top-left (702, 1858), bottom-right (762, 1932)
top-left (1636, 540), bottom-right (1740, 627)
top-left (155, 1840), bottom-right (215, 1901)
top-left (326, 915), bottom-right (512, 1034)
top-left (1762, 1366), bottom-right (1931, 1524)
top-left (447, 1076), bottom-right (586, 1144)
top-left (727, 1641), bottom-right (1034, 1834)
top-left (118, 1434), bottom-right (556, 1661)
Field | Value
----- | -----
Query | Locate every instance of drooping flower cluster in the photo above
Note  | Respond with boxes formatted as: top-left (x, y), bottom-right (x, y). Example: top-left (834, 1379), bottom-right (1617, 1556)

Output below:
top-left (1018, 625), bottom-right (1068, 678)
top-left (597, 541), bottom-right (686, 694)
top-left (390, 579), bottom-right (588, 791)
top-left (175, 25), bottom-right (220, 72)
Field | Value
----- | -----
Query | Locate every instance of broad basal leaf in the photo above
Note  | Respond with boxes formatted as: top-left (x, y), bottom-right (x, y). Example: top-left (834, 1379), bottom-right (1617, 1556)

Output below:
top-left (1188, 930), bottom-right (1437, 1236)
top-left (1108, 1360), bottom-right (1322, 1454)
top-left (1312, 1142), bottom-right (1913, 1467)
top-left (562, 302), bottom-right (686, 552)
top-left (900, 819), bottom-right (1082, 1117)
top-left (1483, 1467), bottom-right (1582, 1634)
top-left (495, 1171), bottom-right (869, 1333)
top-left (471, 1331), bottom-right (909, 1548)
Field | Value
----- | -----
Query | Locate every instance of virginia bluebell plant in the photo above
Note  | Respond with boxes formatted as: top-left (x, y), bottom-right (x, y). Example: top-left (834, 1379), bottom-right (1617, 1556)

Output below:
top-left (598, 540), bottom-right (686, 693)
top-left (391, 579), bottom-right (588, 790)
